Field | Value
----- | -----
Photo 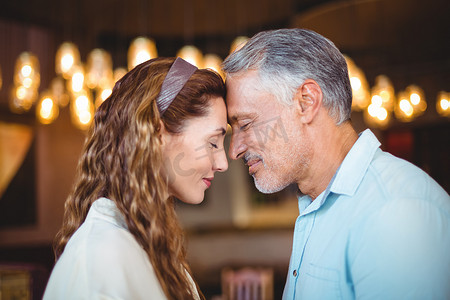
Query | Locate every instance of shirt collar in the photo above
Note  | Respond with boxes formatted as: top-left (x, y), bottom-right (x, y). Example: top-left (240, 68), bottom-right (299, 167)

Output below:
top-left (297, 129), bottom-right (380, 214)
top-left (330, 129), bottom-right (381, 196)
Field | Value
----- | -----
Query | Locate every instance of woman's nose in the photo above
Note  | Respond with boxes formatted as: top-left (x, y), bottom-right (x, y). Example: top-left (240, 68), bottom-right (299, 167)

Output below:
top-left (213, 148), bottom-right (228, 172)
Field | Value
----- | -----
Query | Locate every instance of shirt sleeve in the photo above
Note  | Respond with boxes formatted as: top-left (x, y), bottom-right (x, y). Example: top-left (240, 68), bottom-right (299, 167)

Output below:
top-left (349, 197), bottom-right (450, 299)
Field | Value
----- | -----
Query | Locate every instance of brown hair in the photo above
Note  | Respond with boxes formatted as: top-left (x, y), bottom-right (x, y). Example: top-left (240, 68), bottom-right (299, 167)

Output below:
top-left (54, 57), bottom-right (225, 299)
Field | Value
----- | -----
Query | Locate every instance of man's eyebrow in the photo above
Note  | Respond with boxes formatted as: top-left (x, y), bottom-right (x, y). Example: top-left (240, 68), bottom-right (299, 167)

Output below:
top-left (215, 127), bottom-right (226, 136)
top-left (227, 113), bottom-right (254, 124)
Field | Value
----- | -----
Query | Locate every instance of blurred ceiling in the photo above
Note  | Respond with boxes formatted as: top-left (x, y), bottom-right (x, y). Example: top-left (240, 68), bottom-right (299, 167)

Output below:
top-left (1, 0), bottom-right (448, 60)
top-left (0, 0), bottom-right (448, 90)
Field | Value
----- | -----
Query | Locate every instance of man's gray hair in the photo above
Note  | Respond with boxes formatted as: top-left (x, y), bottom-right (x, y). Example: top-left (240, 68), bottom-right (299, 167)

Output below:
top-left (222, 28), bottom-right (353, 125)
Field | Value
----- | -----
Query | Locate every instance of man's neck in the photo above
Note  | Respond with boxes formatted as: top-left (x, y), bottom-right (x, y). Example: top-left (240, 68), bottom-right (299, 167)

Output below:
top-left (299, 121), bottom-right (358, 200)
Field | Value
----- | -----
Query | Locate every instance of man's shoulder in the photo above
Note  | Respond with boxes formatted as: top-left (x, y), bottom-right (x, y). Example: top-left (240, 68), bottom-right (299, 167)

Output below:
top-left (367, 149), bottom-right (447, 199)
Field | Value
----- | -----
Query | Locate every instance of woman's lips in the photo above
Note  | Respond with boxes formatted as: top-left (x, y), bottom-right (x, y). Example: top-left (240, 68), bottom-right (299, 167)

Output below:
top-left (202, 177), bottom-right (213, 188)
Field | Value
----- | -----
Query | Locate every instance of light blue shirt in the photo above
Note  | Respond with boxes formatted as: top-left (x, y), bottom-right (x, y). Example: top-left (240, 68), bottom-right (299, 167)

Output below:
top-left (283, 129), bottom-right (450, 300)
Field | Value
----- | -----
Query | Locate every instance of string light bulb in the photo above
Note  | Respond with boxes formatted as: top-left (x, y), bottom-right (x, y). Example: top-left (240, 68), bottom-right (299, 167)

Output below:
top-left (55, 42), bottom-right (81, 79)
top-left (177, 45), bottom-right (203, 68)
top-left (230, 36), bottom-right (249, 54)
top-left (203, 54), bottom-right (224, 79)
top-left (127, 37), bottom-right (158, 71)
top-left (436, 91), bottom-right (450, 117)
top-left (70, 89), bottom-right (94, 130)
top-left (36, 91), bottom-right (59, 124)
top-left (86, 48), bottom-right (113, 89)
top-left (344, 55), bottom-right (370, 111)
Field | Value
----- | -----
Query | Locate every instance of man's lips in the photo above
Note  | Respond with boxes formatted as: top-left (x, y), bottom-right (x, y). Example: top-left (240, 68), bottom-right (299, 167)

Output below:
top-left (202, 177), bottom-right (213, 188)
top-left (246, 159), bottom-right (262, 175)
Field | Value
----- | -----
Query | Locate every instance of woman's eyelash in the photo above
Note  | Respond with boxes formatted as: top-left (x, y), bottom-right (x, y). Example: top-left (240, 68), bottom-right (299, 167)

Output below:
top-left (210, 142), bottom-right (218, 149)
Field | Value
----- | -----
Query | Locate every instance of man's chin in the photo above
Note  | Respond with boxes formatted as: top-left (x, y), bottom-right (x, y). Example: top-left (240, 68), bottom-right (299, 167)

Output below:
top-left (253, 174), bottom-right (287, 194)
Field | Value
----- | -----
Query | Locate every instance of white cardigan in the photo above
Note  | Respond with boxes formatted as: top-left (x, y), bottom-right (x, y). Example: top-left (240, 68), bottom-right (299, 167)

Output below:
top-left (44, 197), bottom-right (199, 300)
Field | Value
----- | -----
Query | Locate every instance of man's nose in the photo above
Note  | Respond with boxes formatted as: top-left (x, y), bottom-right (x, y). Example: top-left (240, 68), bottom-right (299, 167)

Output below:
top-left (228, 132), bottom-right (247, 160)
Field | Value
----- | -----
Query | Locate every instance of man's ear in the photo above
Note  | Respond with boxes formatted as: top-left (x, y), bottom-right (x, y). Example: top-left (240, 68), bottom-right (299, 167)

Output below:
top-left (294, 79), bottom-right (323, 124)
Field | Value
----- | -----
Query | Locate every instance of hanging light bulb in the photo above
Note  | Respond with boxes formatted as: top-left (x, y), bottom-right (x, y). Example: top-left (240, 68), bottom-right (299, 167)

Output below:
top-left (344, 55), bottom-right (370, 111)
top-left (67, 64), bottom-right (85, 94)
top-left (113, 67), bottom-right (127, 83)
top-left (203, 54), bottom-right (224, 79)
top-left (363, 95), bottom-right (391, 129)
top-left (55, 42), bottom-right (81, 79)
top-left (394, 91), bottom-right (415, 122)
top-left (230, 36), bottom-right (249, 54)
top-left (436, 91), bottom-right (450, 117)
top-left (177, 45), bottom-right (203, 68)
top-left (14, 52), bottom-right (40, 90)
top-left (9, 84), bottom-right (38, 113)
top-left (36, 90), bottom-right (59, 124)
top-left (127, 37), bottom-right (158, 71)
top-left (406, 84), bottom-right (426, 116)
top-left (86, 48), bottom-right (113, 89)
top-left (371, 75), bottom-right (395, 112)
top-left (50, 77), bottom-right (70, 107)
top-left (95, 77), bottom-right (114, 108)
top-left (70, 89), bottom-right (94, 130)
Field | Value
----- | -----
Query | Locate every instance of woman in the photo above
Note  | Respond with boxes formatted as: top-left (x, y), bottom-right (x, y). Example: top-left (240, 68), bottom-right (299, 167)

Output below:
top-left (43, 57), bottom-right (228, 299)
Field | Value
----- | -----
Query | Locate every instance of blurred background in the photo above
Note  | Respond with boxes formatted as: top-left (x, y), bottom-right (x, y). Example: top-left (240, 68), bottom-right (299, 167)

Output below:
top-left (0, 0), bottom-right (449, 299)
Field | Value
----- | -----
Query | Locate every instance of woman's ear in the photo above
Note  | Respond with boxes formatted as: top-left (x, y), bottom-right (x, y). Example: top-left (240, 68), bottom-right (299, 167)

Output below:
top-left (294, 79), bottom-right (323, 124)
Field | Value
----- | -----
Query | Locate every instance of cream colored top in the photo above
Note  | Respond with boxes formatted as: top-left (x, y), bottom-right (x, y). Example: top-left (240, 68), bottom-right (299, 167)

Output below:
top-left (44, 197), bottom-right (200, 300)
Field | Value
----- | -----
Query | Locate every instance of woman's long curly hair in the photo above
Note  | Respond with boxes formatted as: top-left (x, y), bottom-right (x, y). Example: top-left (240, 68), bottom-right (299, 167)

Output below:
top-left (53, 57), bottom-right (225, 299)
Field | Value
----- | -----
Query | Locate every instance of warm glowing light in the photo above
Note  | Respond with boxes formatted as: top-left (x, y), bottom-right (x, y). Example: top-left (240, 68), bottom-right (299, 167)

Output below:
top-left (364, 103), bottom-right (390, 128)
top-left (79, 110), bottom-right (92, 124)
top-left (350, 77), bottom-right (362, 91)
top-left (9, 85), bottom-right (37, 113)
top-left (22, 78), bottom-right (33, 88)
top-left (16, 86), bottom-right (27, 100)
top-left (114, 68), bottom-right (127, 83)
top-left (75, 95), bottom-right (89, 111)
top-left (21, 65), bottom-right (32, 77)
top-left (344, 55), bottom-right (370, 111)
top-left (128, 37), bottom-right (158, 70)
top-left (436, 91), bottom-right (450, 117)
top-left (56, 42), bottom-right (81, 79)
top-left (86, 49), bottom-right (113, 89)
top-left (101, 89), bottom-right (112, 100)
top-left (203, 54), bottom-right (224, 79)
top-left (61, 55), bottom-right (74, 72)
top-left (371, 95), bottom-right (383, 107)
top-left (440, 99), bottom-right (449, 110)
top-left (37, 92), bottom-right (59, 124)
top-left (14, 52), bottom-right (40, 92)
top-left (399, 99), bottom-right (414, 116)
top-left (371, 75), bottom-right (395, 111)
top-left (68, 65), bottom-right (85, 94)
top-left (405, 85), bottom-right (426, 114)
top-left (410, 93), bottom-right (420, 105)
top-left (377, 107), bottom-right (388, 121)
top-left (50, 77), bottom-right (69, 107)
top-left (72, 72), bottom-right (84, 92)
top-left (230, 36), bottom-right (249, 54)
top-left (177, 45), bottom-right (203, 68)
top-left (71, 90), bottom-right (94, 130)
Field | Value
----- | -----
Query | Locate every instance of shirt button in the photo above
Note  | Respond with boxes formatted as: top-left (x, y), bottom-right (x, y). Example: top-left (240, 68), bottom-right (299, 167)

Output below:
top-left (293, 269), bottom-right (297, 277)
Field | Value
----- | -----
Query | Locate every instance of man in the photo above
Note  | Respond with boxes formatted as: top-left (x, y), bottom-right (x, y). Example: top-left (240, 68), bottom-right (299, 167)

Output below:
top-left (223, 28), bottom-right (450, 299)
